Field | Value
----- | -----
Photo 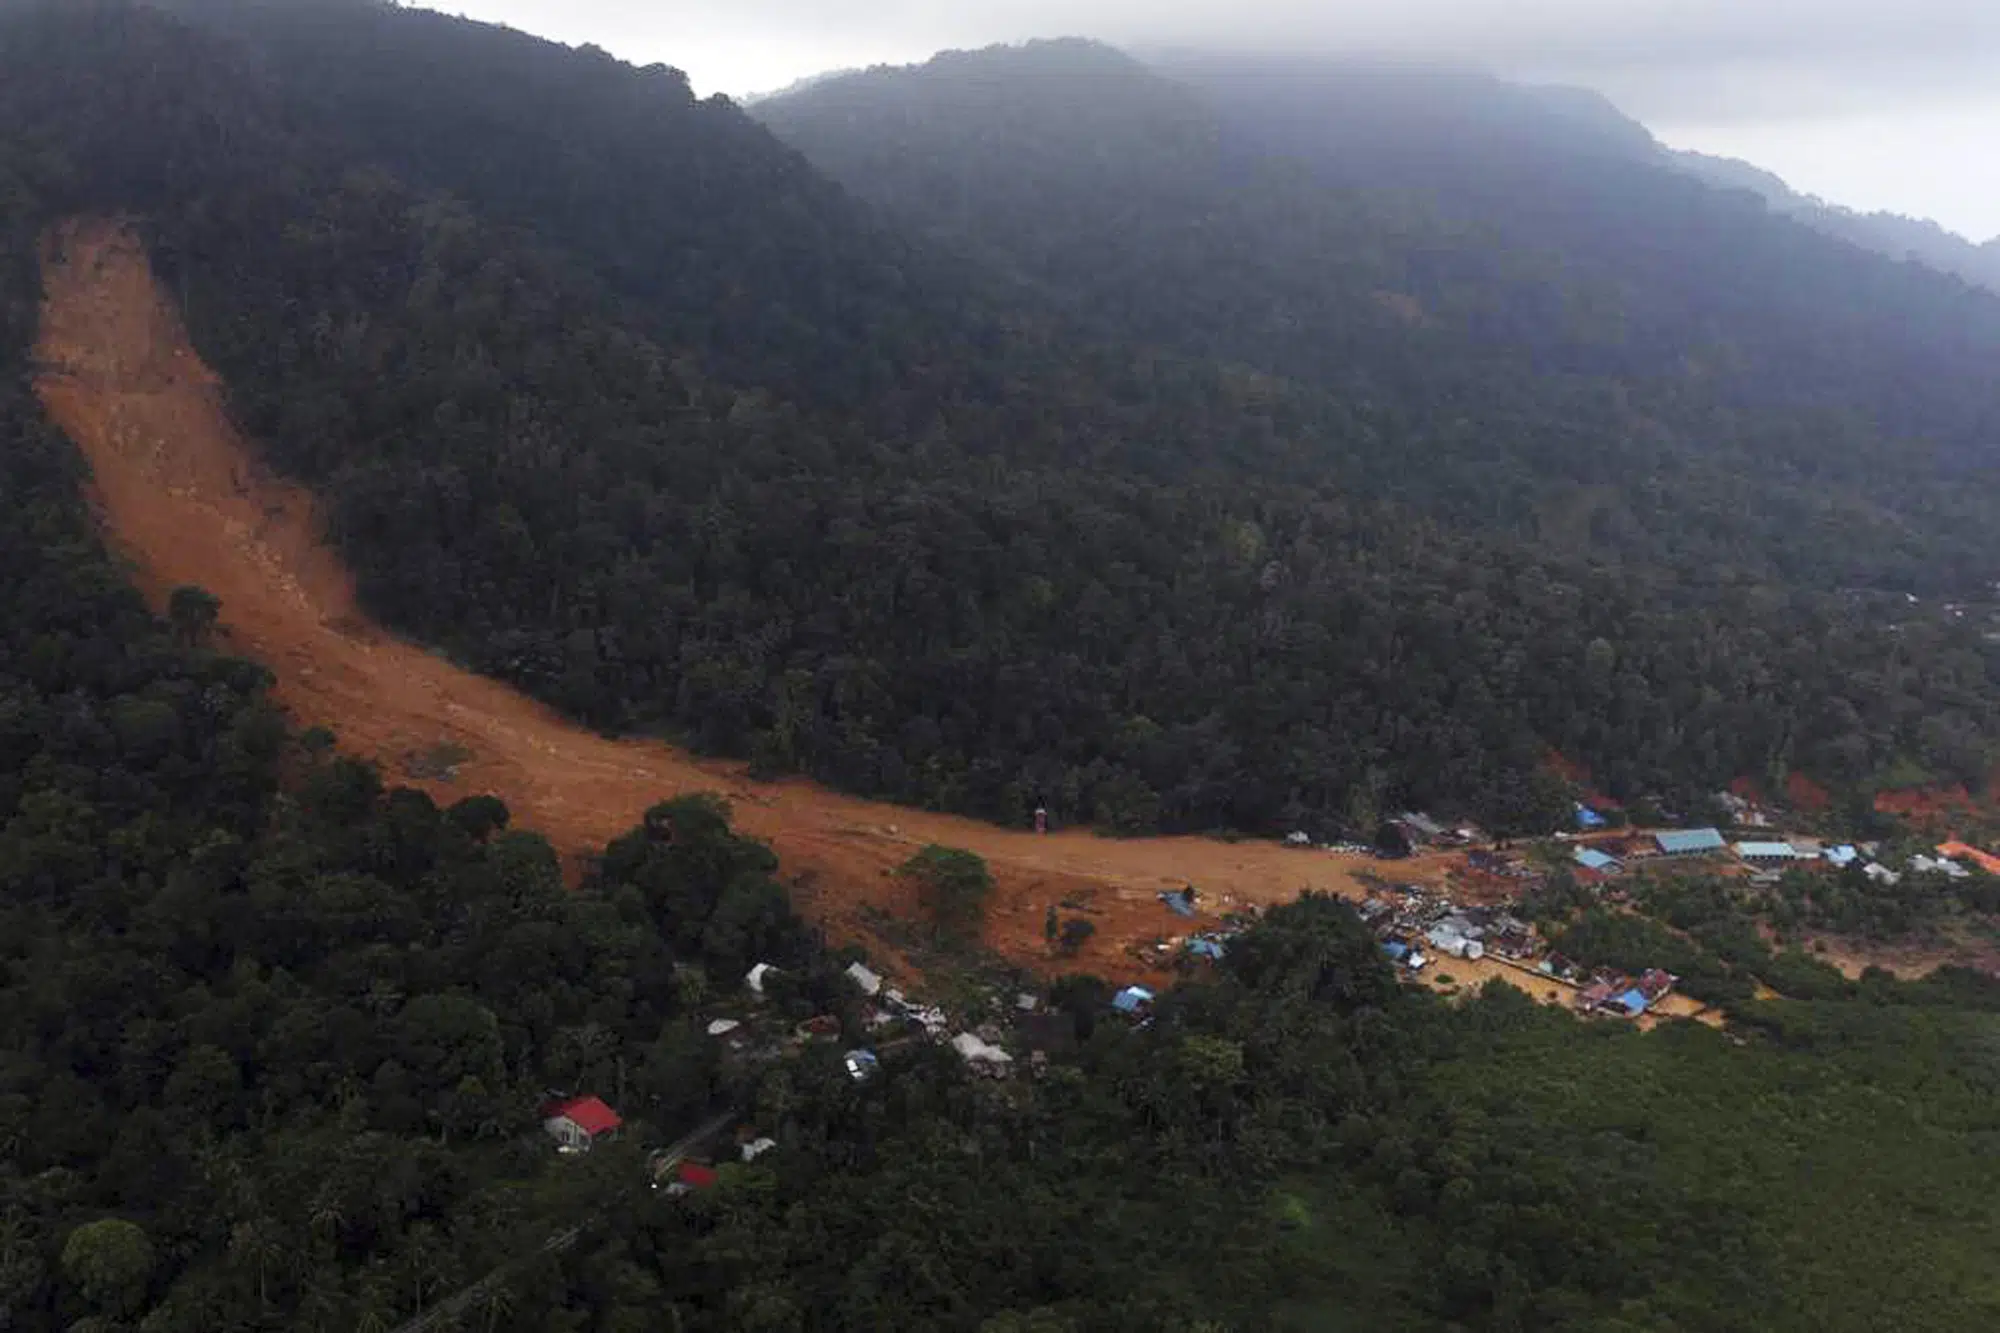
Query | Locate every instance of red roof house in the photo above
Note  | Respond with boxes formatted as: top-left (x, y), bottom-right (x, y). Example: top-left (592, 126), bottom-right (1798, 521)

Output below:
top-left (542, 1095), bottom-right (622, 1152)
top-left (1636, 969), bottom-right (1677, 1001)
top-left (677, 1161), bottom-right (719, 1190)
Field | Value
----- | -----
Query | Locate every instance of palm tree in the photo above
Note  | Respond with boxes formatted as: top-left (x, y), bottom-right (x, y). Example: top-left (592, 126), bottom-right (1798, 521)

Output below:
top-left (353, 1280), bottom-right (395, 1333)
top-left (307, 1191), bottom-right (346, 1248)
top-left (228, 1216), bottom-right (289, 1310)
top-left (479, 1279), bottom-right (517, 1333)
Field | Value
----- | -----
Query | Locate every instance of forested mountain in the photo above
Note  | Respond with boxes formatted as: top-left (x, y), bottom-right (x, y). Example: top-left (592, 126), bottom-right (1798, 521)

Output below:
top-left (0, 1), bottom-right (1994, 839)
top-left (1670, 148), bottom-right (2000, 294)
top-left (5, 4), bottom-right (2000, 1330)
top-left (763, 43), bottom-right (2000, 592)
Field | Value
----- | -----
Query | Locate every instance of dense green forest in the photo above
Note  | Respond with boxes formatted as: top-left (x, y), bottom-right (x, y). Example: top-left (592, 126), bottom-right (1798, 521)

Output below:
top-left (4, 325), bottom-right (2000, 1324)
top-left (3, 0), bottom-right (1996, 841)
top-left (764, 42), bottom-right (2000, 588)
top-left (762, 42), bottom-right (2000, 596)
top-left (2, 10), bottom-right (2000, 1325)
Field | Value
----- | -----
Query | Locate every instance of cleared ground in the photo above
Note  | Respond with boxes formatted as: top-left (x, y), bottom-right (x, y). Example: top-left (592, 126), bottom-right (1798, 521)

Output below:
top-left (35, 218), bottom-right (1467, 985)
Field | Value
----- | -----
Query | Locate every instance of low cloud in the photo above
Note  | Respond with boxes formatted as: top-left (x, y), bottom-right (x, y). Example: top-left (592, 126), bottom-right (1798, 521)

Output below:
top-left (463, 0), bottom-right (2000, 116)
top-left (445, 0), bottom-right (2000, 233)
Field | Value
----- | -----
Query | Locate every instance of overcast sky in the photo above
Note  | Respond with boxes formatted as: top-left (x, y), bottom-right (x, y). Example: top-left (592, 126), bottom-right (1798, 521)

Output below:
top-left (436, 0), bottom-right (2000, 240)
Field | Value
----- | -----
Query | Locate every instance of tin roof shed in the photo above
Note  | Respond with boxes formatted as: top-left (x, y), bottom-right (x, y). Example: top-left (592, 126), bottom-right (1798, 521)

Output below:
top-left (1655, 828), bottom-right (1726, 855)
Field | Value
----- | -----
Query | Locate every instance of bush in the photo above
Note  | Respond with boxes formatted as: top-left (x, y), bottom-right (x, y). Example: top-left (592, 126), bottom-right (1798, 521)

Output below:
top-left (899, 845), bottom-right (995, 943)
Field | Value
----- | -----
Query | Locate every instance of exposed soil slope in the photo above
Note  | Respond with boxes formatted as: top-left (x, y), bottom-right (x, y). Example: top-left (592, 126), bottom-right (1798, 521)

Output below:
top-left (33, 218), bottom-right (1431, 983)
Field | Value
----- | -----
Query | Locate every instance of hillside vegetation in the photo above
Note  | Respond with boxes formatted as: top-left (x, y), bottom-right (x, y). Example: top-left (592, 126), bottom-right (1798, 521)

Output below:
top-left (1, 2), bottom-right (1993, 838)
top-left (765, 43), bottom-right (2000, 590)
top-left (2, 4), bottom-right (2000, 1330)
top-left (1670, 147), bottom-right (2000, 294)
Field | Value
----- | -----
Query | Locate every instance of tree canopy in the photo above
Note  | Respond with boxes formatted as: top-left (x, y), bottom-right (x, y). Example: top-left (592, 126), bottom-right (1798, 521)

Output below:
top-left (2, 2), bottom-right (1995, 841)
top-left (2, 13), bottom-right (2000, 1324)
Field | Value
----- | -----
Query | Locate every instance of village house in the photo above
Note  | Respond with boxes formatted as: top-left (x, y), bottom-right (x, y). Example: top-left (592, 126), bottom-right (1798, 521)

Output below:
top-left (542, 1095), bottom-right (621, 1154)
top-left (1636, 969), bottom-right (1677, 1002)
top-left (1486, 919), bottom-right (1537, 959)
top-left (1111, 985), bottom-right (1156, 1016)
top-left (844, 961), bottom-right (883, 997)
top-left (1575, 979), bottom-right (1618, 1012)
top-left (1537, 952), bottom-right (1581, 982)
top-left (1396, 811), bottom-right (1450, 845)
top-left (1573, 846), bottom-right (1619, 875)
top-left (1425, 921), bottom-right (1484, 960)
top-left (1734, 840), bottom-right (1808, 864)
top-left (1381, 940), bottom-right (1427, 971)
top-left (1605, 988), bottom-right (1652, 1017)
top-left (1653, 828), bottom-right (1727, 858)
top-left (665, 1160), bottom-right (719, 1196)
top-left (949, 1031), bottom-right (1015, 1076)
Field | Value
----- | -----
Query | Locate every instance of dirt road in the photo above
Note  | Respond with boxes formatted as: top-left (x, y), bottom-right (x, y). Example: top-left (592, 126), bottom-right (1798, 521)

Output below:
top-left (33, 218), bottom-right (1448, 983)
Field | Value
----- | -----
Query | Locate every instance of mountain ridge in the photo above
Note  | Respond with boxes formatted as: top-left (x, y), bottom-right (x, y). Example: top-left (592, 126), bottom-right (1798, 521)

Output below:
top-left (11, 1), bottom-right (2000, 838)
top-left (843, 38), bottom-right (2000, 290)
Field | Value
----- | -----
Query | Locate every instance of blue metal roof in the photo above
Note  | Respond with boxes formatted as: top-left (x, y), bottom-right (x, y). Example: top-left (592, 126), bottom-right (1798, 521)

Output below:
top-left (1735, 841), bottom-right (1803, 859)
top-left (1112, 986), bottom-right (1155, 1013)
top-left (1655, 828), bottom-right (1726, 854)
top-left (1574, 847), bottom-right (1618, 871)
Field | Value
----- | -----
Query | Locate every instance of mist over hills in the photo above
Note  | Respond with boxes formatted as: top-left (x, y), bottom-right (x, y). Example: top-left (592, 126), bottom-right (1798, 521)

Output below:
top-left (1668, 146), bottom-right (2000, 290)
top-left (3, 5), bottom-right (2000, 1331)
top-left (760, 41), bottom-right (2000, 577)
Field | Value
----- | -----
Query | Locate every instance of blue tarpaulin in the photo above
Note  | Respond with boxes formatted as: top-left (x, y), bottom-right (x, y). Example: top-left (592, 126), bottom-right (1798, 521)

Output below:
top-left (1575, 804), bottom-right (1607, 829)
top-left (1614, 989), bottom-right (1650, 1015)
top-left (1159, 888), bottom-right (1198, 918)
top-left (1186, 938), bottom-right (1226, 961)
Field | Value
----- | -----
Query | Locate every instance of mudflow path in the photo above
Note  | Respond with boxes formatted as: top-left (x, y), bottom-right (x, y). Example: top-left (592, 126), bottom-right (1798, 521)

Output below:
top-left (33, 218), bottom-right (1430, 982)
